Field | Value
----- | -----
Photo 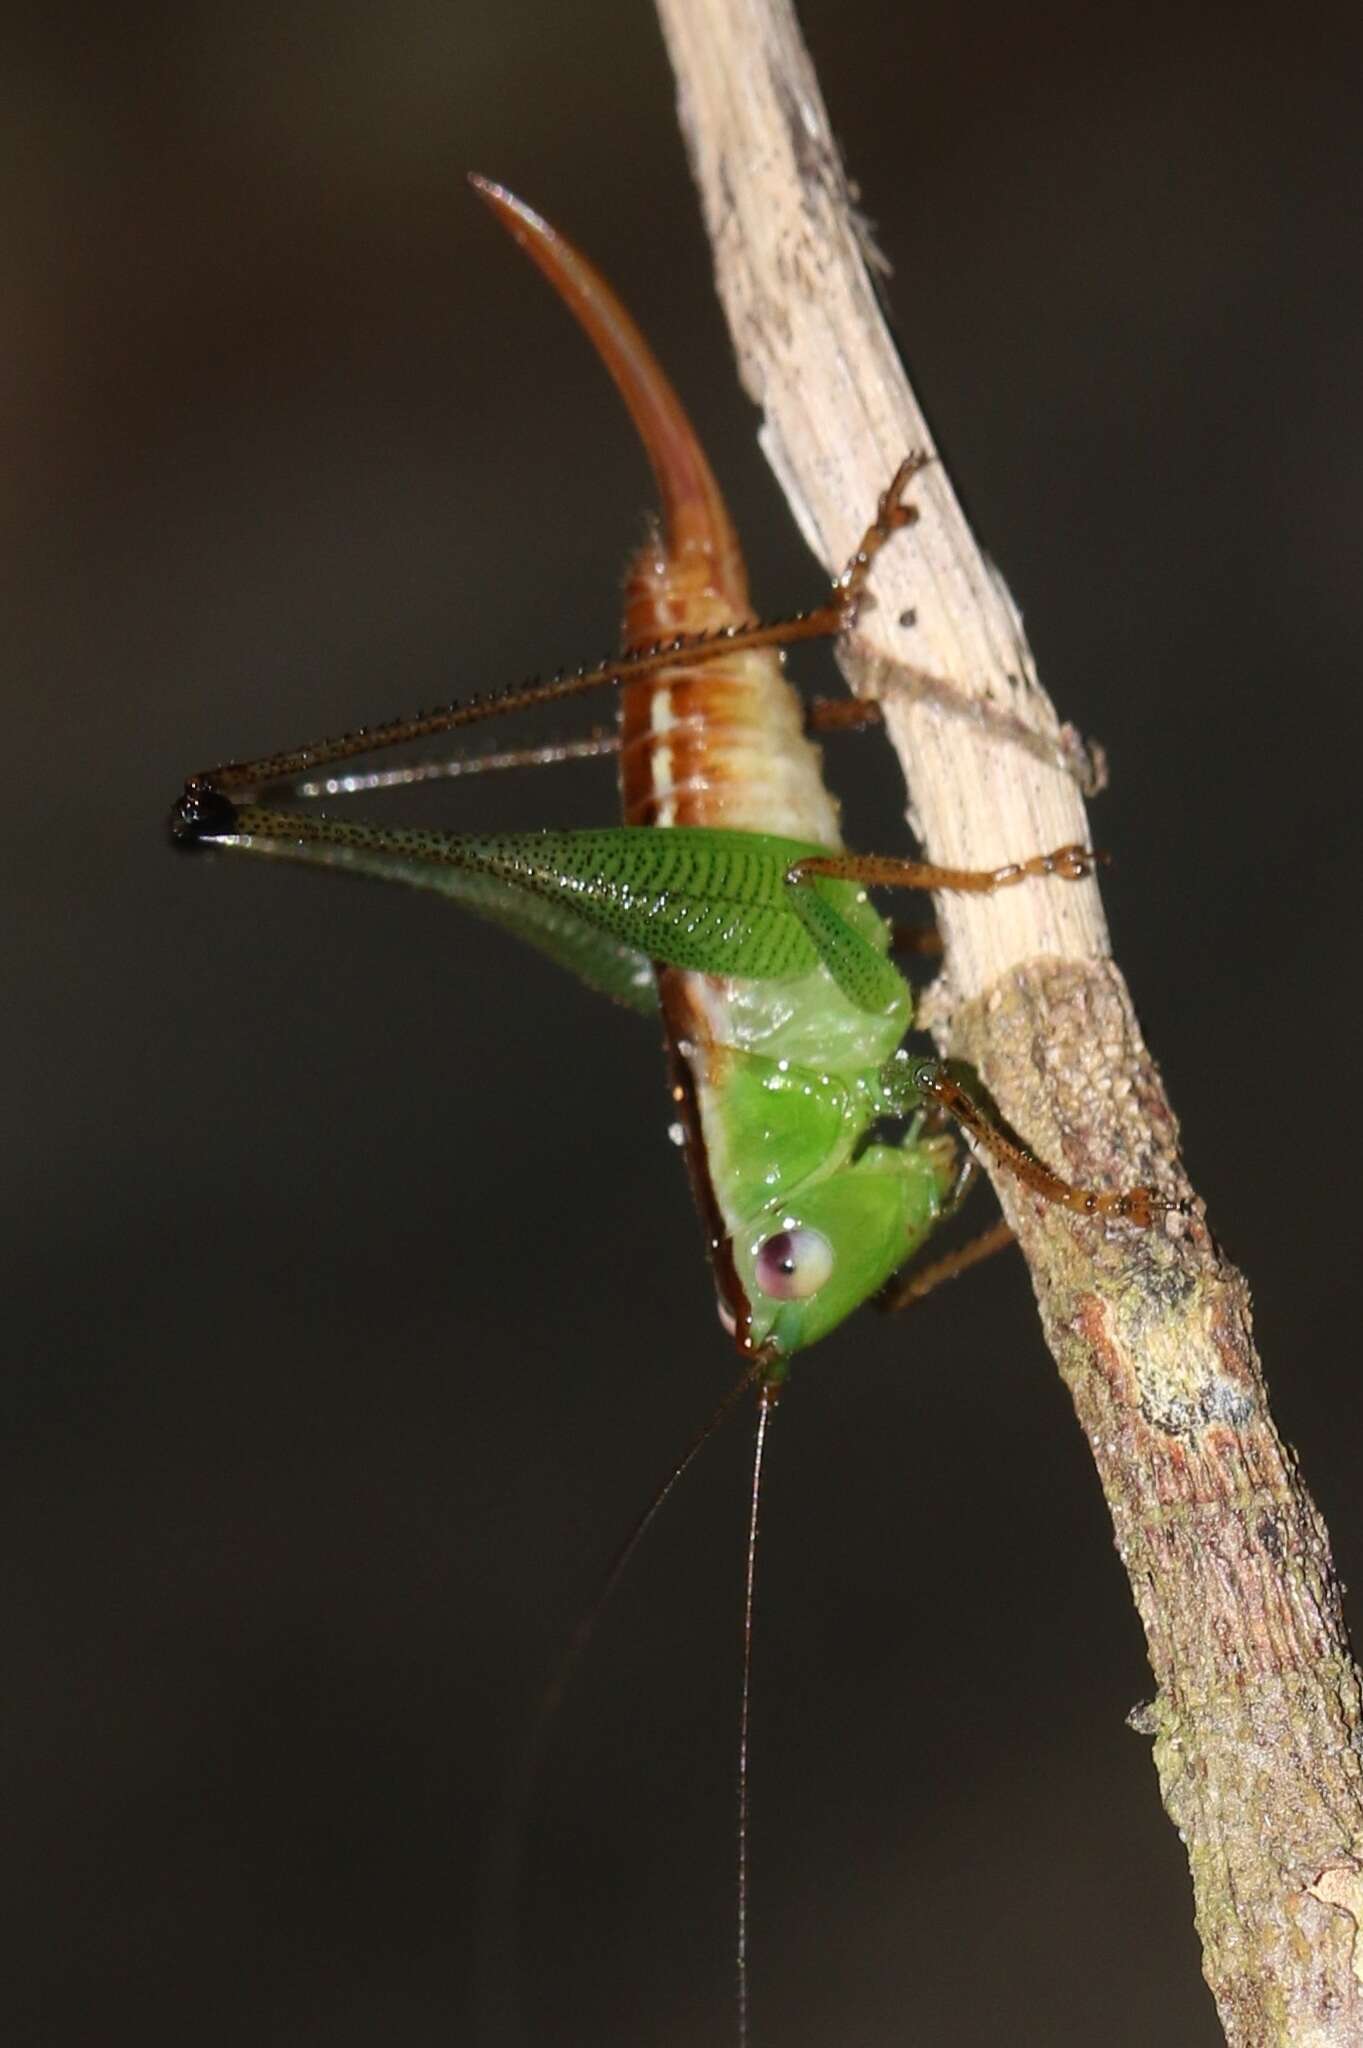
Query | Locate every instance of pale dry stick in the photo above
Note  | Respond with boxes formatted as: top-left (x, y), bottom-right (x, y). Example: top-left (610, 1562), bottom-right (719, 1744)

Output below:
top-left (654, 2), bottom-right (1363, 2041)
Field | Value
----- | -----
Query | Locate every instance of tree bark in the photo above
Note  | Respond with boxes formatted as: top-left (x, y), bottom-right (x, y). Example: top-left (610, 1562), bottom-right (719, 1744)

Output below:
top-left (653, 1), bottom-right (1363, 2038)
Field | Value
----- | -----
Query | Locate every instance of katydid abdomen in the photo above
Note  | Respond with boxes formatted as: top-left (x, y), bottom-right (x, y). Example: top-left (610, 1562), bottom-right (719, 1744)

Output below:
top-left (476, 182), bottom-right (956, 1366)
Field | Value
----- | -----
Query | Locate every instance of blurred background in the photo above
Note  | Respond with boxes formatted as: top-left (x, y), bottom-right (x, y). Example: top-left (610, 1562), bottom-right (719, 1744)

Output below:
top-left (7, 2), bottom-right (1361, 2042)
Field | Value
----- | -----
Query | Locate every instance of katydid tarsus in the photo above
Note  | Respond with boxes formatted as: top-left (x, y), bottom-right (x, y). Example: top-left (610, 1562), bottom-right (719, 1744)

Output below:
top-left (170, 178), bottom-right (1176, 2039)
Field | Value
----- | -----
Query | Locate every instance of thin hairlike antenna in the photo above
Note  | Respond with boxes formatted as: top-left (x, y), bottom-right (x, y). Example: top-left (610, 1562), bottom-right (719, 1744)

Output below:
top-left (529, 1356), bottom-right (766, 1764)
top-left (737, 1384), bottom-right (776, 2048)
top-left (479, 1354), bottom-right (768, 2043)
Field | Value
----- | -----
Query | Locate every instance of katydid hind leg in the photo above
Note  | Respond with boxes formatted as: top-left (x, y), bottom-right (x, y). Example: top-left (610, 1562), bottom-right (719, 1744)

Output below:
top-left (171, 454), bottom-right (931, 815)
top-left (170, 609), bottom-right (838, 817)
top-left (292, 695), bottom-right (901, 801)
top-left (288, 728), bottom-right (619, 800)
top-left (288, 651), bottom-right (902, 803)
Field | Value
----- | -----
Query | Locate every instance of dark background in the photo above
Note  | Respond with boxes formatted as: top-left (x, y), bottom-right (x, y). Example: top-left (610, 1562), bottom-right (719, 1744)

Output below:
top-left (7, 3), bottom-right (1362, 2043)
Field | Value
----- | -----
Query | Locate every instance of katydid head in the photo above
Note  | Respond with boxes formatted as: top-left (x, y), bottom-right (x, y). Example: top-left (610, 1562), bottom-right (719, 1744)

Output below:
top-left (667, 1003), bottom-right (958, 1363)
top-left (729, 1136), bottom-right (958, 1359)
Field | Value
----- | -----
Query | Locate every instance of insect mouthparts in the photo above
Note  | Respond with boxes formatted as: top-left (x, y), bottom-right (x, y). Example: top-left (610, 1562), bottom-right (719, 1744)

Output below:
top-left (169, 782), bottom-right (239, 847)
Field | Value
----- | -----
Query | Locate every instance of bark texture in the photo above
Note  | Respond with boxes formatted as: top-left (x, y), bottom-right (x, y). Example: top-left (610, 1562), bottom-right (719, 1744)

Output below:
top-left (653, 1), bottom-right (1363, 2038)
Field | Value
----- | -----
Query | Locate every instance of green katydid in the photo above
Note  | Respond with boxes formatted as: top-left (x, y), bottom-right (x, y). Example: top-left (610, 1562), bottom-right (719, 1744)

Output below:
top-left (173, 180), bottom-right (1159, 1379)
top-left (170, 179), bottom-right (1171, 2038)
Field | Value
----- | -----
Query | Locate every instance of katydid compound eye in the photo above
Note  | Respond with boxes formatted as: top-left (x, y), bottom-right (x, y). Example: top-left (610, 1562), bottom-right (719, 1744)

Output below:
top-left (754, 1227), bottom-right (834, 1301)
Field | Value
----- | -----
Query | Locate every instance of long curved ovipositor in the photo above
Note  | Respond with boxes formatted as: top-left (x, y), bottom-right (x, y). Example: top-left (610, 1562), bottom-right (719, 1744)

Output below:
top-left (471, 172), bottom-right (841, 849)
top-left (470, 175), bottom-right (749, 615)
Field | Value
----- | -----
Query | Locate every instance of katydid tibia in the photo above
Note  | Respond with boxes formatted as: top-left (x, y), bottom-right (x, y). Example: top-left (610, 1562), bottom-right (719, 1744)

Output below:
top-left (173, 180), bottom-right (1165, 1375)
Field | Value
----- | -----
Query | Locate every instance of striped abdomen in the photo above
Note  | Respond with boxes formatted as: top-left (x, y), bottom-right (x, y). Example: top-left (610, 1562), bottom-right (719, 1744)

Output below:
top-left (618, 546), bottom-right (841, 846)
